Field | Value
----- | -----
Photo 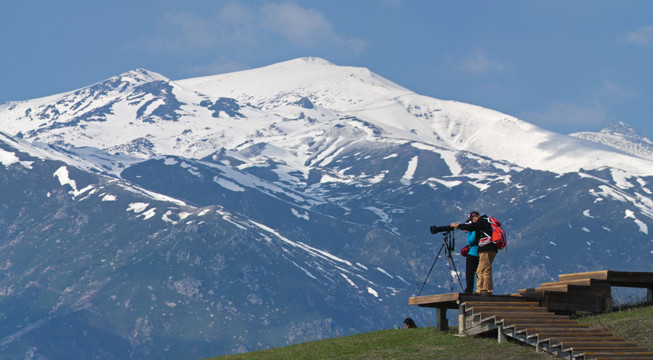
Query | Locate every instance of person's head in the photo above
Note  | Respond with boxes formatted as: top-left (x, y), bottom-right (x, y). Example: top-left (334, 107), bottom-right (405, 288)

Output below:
top-left (403, 318), bottom-right (417, 328)
top-left (466, 211), bottom-right (480, 223)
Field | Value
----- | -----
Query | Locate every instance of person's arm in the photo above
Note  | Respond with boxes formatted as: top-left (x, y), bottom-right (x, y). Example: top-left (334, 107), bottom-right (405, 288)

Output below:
top-left (452, 221), bottom-right (482, 232)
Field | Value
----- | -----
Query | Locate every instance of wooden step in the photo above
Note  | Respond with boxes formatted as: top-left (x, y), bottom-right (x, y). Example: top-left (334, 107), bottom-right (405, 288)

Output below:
top-left (558, 270), bottom-right (610, 282)
top-left (465, 308), bottom-right (548, 319)
top-left (473, 313), bottom-right (567, 327)
top-left (526, 330), bottom-right (610, 338)
top-left (540, 278), bottom-right (593, 287)
top-left (547, 336), bottom-right (626, 344)
top-left (570, 347), bottom-right (651, 357)
top-left (463, 301), bottom-right (540, 307)
top-left (556, 270), bottom-right (653, 287)
top-left (518, 283), bottom-right (611, 295)
top-left (511, 324), bottom-right (591, 333)
top-left (579, 352), bottom-right (653, 359)
top-left (475, 313), bottom-right (559, 321)
top-left (560, 341), bottom-right (639, 349)
top-left (501, 318), bottom-right (579, 327)
top-left (465, 303), bottom-right (546, 309)
top-left (464, 304), bottom-right (543, 312)
top-left (475, 311), bottom-right (561, 319)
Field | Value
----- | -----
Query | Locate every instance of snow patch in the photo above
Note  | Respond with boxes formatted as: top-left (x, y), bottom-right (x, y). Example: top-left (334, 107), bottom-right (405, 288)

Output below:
top-left (139, 208), bottom-right (157, 220)
top-left (213, 176), bottom-right (245, 192)
top-left (341, 273), bottom-right (358, 288)
top-left (367, 287), bottom-right (378, 298)
top-left (127, 202), bottom-right (149, 213)
top-left (164, 158), bottom-right (178, 166)
top-left (611, 169), bottom-right (634, 189)
top-left (291, 208), bottom-right (309, 220)
top-left (400, 156), bottom-right (418, 185)
top-left (427, 177), bottom-right (462, 188)
top-left (53, 166), bottom-right (92, 197)
top-left (250, 220), bottom-right (354, 268)
top-left (0, 149), bottom-right (20, 167)
top-left (0, 149), bottom-right (31, 168)
top-left (364, 206), bottom-right (390, 223)
top-left (625, 209), bottom-right (648, 234)
top-left (375, 267), bottom-right (393, 278)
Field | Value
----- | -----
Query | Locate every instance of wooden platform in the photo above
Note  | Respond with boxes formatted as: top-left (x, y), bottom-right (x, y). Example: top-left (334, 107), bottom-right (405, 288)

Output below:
top-left (409, 292), bottom-right (532, 330)
top-left (409, 270), bottom-right (653, 359)
top-left (515, 270), bottom-right (653, 314)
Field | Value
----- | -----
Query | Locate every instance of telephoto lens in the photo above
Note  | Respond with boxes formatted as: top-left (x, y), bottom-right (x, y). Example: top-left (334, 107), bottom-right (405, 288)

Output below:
top-left (430, 225), bottom-right (453, 234)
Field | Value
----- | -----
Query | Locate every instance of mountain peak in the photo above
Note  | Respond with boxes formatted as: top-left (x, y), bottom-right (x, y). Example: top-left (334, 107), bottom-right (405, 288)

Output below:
top-left (282, 57), bottom-right (334, 66)
top-left (570, 122), bottom-right (653, 160)
top-left (600, 122), bottom-right (648, 141)
top-left (110, 68), bottom-right (169, 87)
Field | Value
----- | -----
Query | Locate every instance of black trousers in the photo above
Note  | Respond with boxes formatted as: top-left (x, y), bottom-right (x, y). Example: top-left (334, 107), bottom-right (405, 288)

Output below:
top-left (465, 255), bottom-right (479, 294)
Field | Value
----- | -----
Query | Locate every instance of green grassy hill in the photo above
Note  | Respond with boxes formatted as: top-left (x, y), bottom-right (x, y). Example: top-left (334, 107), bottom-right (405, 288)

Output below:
top-left (205, 305), bottom-right (653, 360)
top-left (575, 304), bottom-right (653, 349)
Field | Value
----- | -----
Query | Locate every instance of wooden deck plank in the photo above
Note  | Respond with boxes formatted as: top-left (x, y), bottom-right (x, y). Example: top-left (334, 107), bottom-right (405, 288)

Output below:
top-left (558, 270), bottom-right (653, 288)
top-left (558, 270), bottom-right (610, 282)
top-left (408, 292), bottom-right (531, 308)
top-left (408, 292), bottom-right (459, 308)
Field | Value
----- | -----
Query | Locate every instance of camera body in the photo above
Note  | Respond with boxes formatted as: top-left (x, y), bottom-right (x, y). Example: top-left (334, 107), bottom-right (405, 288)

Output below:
top-left (430, 225), bottom-right (453, 234)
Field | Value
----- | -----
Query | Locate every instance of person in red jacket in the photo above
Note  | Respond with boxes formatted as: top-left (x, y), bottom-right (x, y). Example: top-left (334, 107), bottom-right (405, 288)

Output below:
top-left (451, 211), bottom-right (497, 294)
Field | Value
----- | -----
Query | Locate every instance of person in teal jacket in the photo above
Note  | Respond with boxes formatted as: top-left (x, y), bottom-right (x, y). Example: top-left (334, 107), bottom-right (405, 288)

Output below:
top-left (464, 230), bottom-right (479, 294)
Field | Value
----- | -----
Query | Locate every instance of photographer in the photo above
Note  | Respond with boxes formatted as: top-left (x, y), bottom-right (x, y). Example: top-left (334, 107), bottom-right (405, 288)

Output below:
top-left (450, 211), bottom-right (497, 295)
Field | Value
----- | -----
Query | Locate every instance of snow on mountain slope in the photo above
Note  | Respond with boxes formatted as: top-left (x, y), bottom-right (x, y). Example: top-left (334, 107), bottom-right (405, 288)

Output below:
top-left (570, 122), bottom-right (653, 160)
top-left (175, 57), bottom-right (412, 110)
top-left (3, 57), bottom-right (653, 176)
top-left (177, 57), bottom-right (653, 176)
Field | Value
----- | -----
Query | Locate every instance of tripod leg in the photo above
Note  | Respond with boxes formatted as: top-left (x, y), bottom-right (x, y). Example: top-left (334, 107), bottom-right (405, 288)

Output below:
top-left (449, 251), bottom-right (464, 292)
top-left (443, 234), bottom-right (464, 293)
top-left (418, 243), bottom-right (446, 296)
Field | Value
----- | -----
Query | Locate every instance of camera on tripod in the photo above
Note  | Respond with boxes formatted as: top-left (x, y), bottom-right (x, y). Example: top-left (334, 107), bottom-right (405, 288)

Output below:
top-left (429, 225), bottom-right (453, 234)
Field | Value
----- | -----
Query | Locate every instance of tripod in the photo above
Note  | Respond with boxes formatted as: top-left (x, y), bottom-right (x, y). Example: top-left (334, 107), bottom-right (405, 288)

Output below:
top-left (418, 230), bottom-right (464, 296)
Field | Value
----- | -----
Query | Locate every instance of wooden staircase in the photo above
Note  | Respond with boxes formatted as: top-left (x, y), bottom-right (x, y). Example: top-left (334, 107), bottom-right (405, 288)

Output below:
top-left (462, 300), bottom-right (653, 359)
top-left (410, 271), bottom-right (653, 360)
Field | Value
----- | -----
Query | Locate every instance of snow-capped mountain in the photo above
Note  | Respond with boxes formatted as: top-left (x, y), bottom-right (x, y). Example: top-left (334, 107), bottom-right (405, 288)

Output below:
top-left (4, 57), bottom-right (653, 176)
top-left (570, 121), bottom-right (653, 160)
top-left (0, 57), bottom-right (652, 359)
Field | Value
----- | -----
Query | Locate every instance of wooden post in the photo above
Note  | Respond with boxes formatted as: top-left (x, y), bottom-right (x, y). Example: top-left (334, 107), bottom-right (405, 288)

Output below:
top-left (604, 292), bottom-right (613, 313)
top-left (497, 325), bottom-right (506, 343)
top-left (435, 307), bottom-right (448, 331)
top-left (648, 288), bottom-right (652, 305)
top-left (458, 303), bottom-right (465, 336)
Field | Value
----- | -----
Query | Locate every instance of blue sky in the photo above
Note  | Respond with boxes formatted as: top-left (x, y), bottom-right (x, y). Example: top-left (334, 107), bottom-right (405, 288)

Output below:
top-left (2, 0), bottom-right (653, 138)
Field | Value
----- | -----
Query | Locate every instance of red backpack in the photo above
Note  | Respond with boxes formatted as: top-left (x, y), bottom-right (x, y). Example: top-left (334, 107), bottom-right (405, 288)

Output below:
top-left (480, 216), bottom-right (507, 250)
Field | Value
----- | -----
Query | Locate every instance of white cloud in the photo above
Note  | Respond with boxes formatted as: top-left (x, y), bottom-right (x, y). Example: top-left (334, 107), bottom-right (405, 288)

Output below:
top-left (626, 26), bottom-right (653, 46)
top-left (261, 3), bottom-right (363, 51)
top-left (138, 2), bottom-right (365, 54)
